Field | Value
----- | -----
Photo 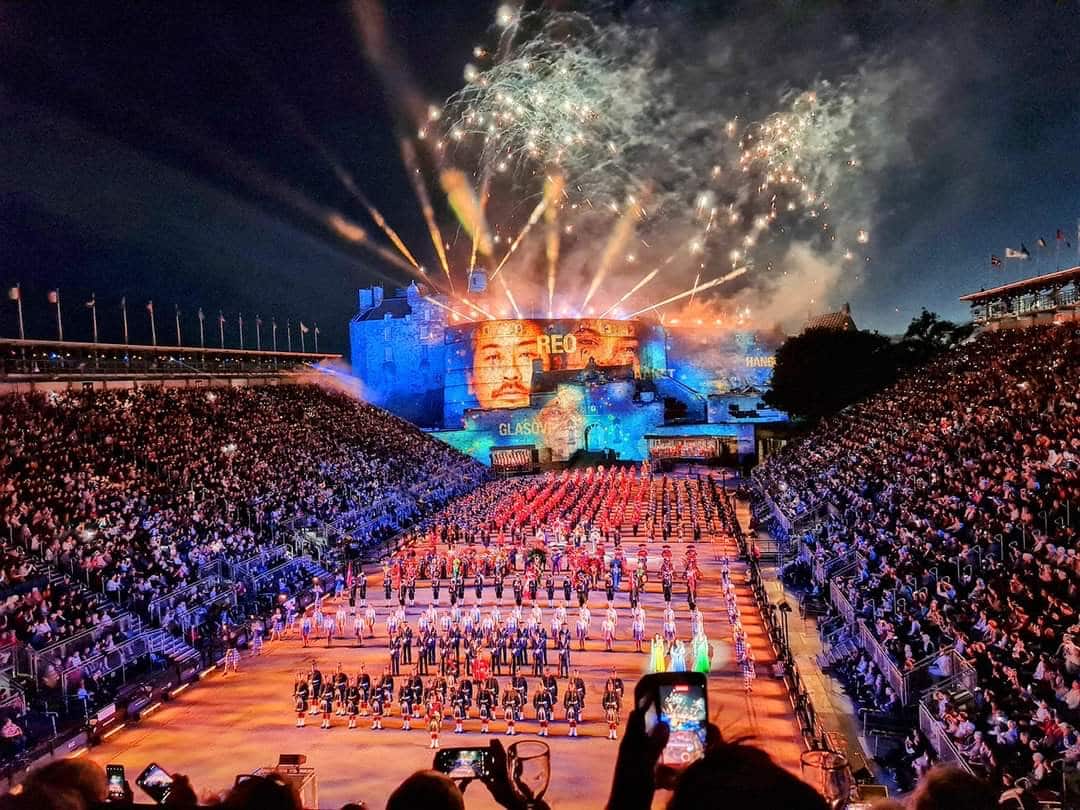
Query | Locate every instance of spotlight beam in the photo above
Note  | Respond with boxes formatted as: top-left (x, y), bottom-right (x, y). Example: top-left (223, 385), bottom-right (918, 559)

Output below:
top-left (627, 268), bottom-right (747, 319)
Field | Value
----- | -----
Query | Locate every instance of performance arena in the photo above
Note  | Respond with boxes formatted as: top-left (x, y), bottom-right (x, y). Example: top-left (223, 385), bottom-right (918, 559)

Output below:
top-left (1, 284), bottom-right (1078, 810)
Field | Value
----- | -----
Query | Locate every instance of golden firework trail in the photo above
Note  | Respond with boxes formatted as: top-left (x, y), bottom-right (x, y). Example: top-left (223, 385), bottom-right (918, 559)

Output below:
top-left (490, 194), bottom-right (550, 279)
top-left (440, 168), bottom-right (494, 267)
top-left (687, 271), bottom-right (702, 308)
top-left (326, 213), bottom-right (419, 276)
top-left (627, 267), bottom-right (747, 319)
top-left (334, 169), bottom-right (423, 270)
top-left (497, 274), bottom-right (524, 319)
top-left (581, 190), bottom-right (648, 310)
top-left (597, 242), bottom-right (686, 318)
top-left (544, 173), bottom-right (564, 317)
top-left (400, 138), bottom-right (454, 290)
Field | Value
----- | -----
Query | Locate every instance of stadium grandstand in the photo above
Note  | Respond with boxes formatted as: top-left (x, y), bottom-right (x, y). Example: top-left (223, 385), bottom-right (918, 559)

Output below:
top-left (751, 318), bottom-right (1079, 806)
top-left (0, 341), bottom-right (488, 776)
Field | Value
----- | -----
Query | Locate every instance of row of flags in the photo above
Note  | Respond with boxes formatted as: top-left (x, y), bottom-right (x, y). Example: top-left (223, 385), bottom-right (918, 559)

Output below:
top-left (5, 285), bottom-right (321, 351)
top-left (991, 224), bottom-right (1078, 268)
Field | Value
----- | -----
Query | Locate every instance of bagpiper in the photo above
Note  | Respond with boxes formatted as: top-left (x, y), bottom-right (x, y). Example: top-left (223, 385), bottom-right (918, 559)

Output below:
top-left (346, 682), bottom-right (360, 729)
top-left (564, 687), bottom-right (583, 737)
top-left (477, 687), bottom-right (493, 734)
top-left (533, 684), bottom-right (553, 737)
top-left (501, 686), bottom-right (521, 735)
top-left (294, 674), bottom-right (309, 728)
top-left (320, 690), bottom-right (334, 729)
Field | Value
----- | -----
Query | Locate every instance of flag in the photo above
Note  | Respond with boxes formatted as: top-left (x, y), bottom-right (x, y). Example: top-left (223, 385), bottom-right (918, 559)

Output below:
top-left (346, 562), bottom-right (354, 590)
top-left (1004, 247), bottom-right (1029, 260)
top-left (1036, 237), bottom-right (1047, 248)
top-left (47, 290), bottom-right (59, 304)
top-left (146, 301), bottom-right (154, 312)
top-left (300, 322), bottom-right (310, 333)
top-left (990, 255), bottom-right (1002, 267)
top-left (7, 286), bottom-right (19, 301)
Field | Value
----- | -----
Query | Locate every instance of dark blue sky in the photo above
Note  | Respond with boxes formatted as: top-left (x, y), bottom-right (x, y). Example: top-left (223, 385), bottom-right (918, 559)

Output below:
top-left (2, 1), bottom-right (1079, 352)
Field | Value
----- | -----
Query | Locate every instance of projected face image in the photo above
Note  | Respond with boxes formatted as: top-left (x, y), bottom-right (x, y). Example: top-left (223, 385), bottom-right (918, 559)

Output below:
top-left (571, 319), bottom-right (640, 375)
top-left (470, 320), bottom-right (546, 409)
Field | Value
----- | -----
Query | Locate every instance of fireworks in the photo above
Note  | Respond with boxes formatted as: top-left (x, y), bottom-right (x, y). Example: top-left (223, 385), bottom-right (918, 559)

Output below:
top-left (350, 2), bottom-right (906, 324)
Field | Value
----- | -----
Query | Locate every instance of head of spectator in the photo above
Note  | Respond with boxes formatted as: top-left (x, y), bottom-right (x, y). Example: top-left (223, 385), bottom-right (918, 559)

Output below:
top-left (909, 765), bottom-right (998, 810)
top-left (14, 759), bottom-right (107, 810)
top-left (223, 773), bottom-right (302, 810)
top-left (385, 770), bottom-right (464, 810)
top-left (666, 742), bottom-right (828, 810)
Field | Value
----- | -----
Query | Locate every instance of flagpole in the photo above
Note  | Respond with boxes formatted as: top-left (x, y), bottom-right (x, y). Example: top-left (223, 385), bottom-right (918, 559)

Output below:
top-left (175, 305), bottom-right (182, 347)
top-left (219, 311), bottom-right (225, 349)
top-left (54, 290), bottom-right (64, 341)
top-left (300, 324), bottom-right (306, 353)
top-left (255, 317), bottom-right (262, 351)
top-left (238, 314), bottom-right (244, 350)
top-left (88, 294), bottom-right (99, 369)
top-left (10, 284), bottom-right (24, 340)
top-left (121, 297), bottom-right (129, 344)
top-left (89, 294), bottom-right (98, 344)
top-left (198, 308), bottom-right (205, 348)
top-left (148, 302), bottom-right (157, 347)
top-left (313, 323), bottom-right (319, 353)
top-left (272, 319), bottom-right (278, 352)
top-left (287, 321), bottom-right (292, 353)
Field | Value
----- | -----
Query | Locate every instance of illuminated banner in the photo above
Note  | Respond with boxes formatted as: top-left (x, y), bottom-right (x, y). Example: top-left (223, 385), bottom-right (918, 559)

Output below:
top-left (647, 436), bottom-right (720, 460)
top-left (445, 318), bottom-right (651, 411)
top-left (490, 445), bottom-right (535, 471)
top-left (665, 328), bottom-right (782, 394)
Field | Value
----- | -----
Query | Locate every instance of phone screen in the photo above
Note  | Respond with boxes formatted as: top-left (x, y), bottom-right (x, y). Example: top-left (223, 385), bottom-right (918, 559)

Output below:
top-left (435, 747), bottom-right (491, 779)
top-left (137, 763), bottom-right (174, 803)
top-left (657, 682), bottom-right (707, 767)
top-left (106, 765), bottom-right (125, 801)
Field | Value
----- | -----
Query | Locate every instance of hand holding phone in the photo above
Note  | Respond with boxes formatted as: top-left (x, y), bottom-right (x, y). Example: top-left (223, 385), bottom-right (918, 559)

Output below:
top-left (634, 672), bottom-right (708, 785)
top-left (433, 746), bottom-right (493, 781)
top-left (106, 765), bottom-right (126, 802)
top-left (136, 763), bottom-right (174, 804)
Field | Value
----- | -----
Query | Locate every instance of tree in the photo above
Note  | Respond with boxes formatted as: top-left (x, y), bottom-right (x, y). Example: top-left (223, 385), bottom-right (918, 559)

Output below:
top-left (764, 310), bottom-right (975, 421)
top-left (895, 309), bottom-right (975, 366)
top-left (764, 327), bottom-right (897, 420)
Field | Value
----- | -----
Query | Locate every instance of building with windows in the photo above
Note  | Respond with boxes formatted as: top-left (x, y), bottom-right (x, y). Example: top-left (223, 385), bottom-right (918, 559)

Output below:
top-left (960, 266), bottom-right (1080, 328)
top-left (349, 282), bottom-right (446, 426)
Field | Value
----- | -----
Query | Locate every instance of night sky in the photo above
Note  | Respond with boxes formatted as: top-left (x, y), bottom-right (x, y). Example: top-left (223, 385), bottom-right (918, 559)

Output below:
top-left (2, 1), bottom-right (1079, 354)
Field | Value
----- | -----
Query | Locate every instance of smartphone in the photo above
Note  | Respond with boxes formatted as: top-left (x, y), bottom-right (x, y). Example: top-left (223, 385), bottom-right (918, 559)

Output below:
top-left (636, 672), bottom-right (708, 769)
top-left (433, 746), bottom-right (493, 780)
top-left (106, 765), bottom-right (126, 802)
top-left (136, 763), bottom-right (174, 804)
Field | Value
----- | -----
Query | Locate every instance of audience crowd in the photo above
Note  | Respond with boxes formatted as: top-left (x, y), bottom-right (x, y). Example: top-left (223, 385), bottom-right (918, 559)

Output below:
top-left (0, 384), bottom-right (486, 757)
top-left (756, 324), bottom-right (1079, 800)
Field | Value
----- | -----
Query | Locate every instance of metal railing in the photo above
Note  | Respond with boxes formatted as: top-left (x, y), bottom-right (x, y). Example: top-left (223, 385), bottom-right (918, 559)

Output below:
top-left (855, 620), bottom-right (954, 706)
top-left (829, 578), bottom-right (857, 628)
top-left (147, 575), bottom-right (227, 626)
top-left (231, 545), bottom-right (289, 581)
top-left (17, 613), bottom-right (137, 680)
top-left (250, 556), bottom-right (312, 593)
top-left (58, 632), bottom-right (157, 696)
top-left (918, 702), bottom-right (974, 775)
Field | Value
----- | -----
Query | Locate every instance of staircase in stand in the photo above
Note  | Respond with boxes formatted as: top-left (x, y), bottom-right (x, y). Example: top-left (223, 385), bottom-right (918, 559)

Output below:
top-left (145, 628), bottom-right (201, 670)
